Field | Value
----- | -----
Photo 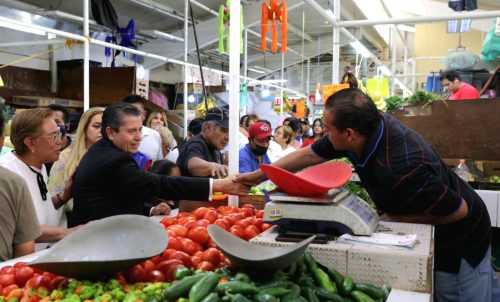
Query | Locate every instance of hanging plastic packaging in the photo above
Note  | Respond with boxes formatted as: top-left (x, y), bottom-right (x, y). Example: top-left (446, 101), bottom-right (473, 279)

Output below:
top-left (481, 20), bottom-right (500, 62)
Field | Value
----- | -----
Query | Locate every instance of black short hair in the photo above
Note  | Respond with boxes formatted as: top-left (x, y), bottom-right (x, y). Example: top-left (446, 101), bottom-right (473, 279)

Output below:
top-left (325, 88), bottom-right (380, 136)
top-left (102, 103), bottom-right (142, 138)
top-left (188, 118), bottom-right (204, 136)
top-left (287, 119), bottom-right (301, 133)
top-left (439, 70), bottom-right (461, 82)
top-left (121, 95), bottom-right (147, 110)
top-left (48, 104), bottom-right (69, 122)
top-left (240, 115), bottom-right (248, 127)
top-left (150, 159), bottom-right (179, 176)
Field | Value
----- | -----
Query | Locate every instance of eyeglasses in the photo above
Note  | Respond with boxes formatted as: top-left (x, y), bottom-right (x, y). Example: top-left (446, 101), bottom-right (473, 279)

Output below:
top-left (40, 130), bottom-right (63, 143)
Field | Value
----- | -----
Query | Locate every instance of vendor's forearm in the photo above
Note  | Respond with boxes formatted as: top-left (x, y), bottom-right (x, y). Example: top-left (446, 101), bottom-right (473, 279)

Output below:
top-left (273, 146), bottom-right (325, 172)
top-left (37, 225), bottom-right (71, 242)
top-left (383, 199), bottom-right (468, 225)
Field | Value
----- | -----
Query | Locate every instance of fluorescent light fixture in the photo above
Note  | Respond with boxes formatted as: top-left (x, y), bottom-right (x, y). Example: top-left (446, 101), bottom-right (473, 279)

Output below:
top-left (460, 19), bottom-right (471, 33)
top-left (249, 79), bottom-right (287, 85)
top-left (139, 30), bottom-right (184, 43)
top-left (0, 20), bottom-right (46, 36)
top-left (350, 41), bottom-right (372, 58)
top-left (248, 68), bottom-right (265, 74)
top-left (47, 33), bottom-right (57, 39)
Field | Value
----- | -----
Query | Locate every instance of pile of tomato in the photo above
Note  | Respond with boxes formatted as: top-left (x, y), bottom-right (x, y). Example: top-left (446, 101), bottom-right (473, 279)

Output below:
top-left (0, 205), bottom-right (273, 295)
top-left (0, 262), bottom-right (67, 301)
top-left (125, 205), bottom-right (272, 283)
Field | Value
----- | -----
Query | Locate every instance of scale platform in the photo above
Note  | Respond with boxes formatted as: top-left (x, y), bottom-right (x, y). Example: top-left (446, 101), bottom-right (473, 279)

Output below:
top-left (264, 189), bottom-right (379, 237)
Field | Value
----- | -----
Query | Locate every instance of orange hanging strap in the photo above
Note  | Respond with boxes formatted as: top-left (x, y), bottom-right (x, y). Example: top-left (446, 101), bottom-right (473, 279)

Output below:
top-left (280, 1), bottom-right (287, 53)
top-left (271, 18), bottom-right (278, 53)
top-left (261, 3), bottom-right (269, 52)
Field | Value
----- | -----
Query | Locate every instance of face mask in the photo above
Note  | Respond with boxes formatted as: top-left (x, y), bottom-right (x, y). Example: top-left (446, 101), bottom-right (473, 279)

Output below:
top-left (252, 145), bottom-right (268, 156)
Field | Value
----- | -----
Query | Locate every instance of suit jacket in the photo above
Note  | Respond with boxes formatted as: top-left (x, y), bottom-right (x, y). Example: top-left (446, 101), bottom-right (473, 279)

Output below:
top-left (70, 139), bottom-right (210, 227)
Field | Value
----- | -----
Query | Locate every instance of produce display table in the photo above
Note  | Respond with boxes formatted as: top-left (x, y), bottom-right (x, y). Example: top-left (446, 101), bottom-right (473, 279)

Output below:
top-left (251, 221), bottom-right (434, 293)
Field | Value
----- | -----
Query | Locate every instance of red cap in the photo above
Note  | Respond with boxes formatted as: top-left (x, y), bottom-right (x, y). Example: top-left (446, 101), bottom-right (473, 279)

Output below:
top-left (248, 122), bottom-right (273, 139)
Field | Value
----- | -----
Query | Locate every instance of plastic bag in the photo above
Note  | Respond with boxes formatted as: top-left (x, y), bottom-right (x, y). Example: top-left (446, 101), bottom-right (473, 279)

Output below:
top-left (481, 20), bottom-right (500, 62)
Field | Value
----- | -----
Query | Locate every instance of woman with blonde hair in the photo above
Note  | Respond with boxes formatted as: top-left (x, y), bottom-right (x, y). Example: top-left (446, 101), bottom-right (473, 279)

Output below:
top-left (49, 107), bottom-right (104, 215)
top-left (0, 108), bottom-right (80, 251)
top-left (268, 125), bottom-right (296, 162)
top-left (146, 111), bottom-right (168, 128)
top-left (153, 125), bottom-right (179, 163)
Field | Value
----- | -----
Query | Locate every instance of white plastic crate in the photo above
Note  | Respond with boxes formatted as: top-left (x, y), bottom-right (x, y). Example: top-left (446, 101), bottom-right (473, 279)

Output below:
top-left (250, 222), bottom-right (434, 293)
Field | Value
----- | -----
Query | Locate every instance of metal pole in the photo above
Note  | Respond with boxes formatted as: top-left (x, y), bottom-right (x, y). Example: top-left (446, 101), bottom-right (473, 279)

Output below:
top-left (243, 28), bottom-right (248, 115)
top-left (83, 0), bottom-right (90, 111)
top-left (391, 27), bottom-right (396, 96)
top-left (228, 0), bottom-right (241, 206)
top-left (183, 0), bottom-right (189, 138)
top-left (332, 0), bottom-right (340, 84)
top-left (0, 39), bottom-right (66, 48)
top-left (403, 44), bottom-right (408, 95)
top-left (306, 58), bottom-right (310, 97)
top-left (280, 53), bottom-right (284, 117)
top-left (49, 45), bottom-right (57, 93)
top-left (337, 10), bottom-right (500, 27)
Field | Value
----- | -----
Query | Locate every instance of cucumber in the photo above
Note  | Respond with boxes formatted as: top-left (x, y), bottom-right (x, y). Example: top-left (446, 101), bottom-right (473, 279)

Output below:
top-left (354, 284), bottom-right (386, 300)
top-left (304, 251), bottom-right (318, 273)
top-left (259, 287), bottom-right (291, 298)
top-left (200, 293), bottom-right (219, 302)
top-left (314, 287), bottom-right (344, 302)
top-left (164, 274), bottom-right (206, 300)
top-left (215, 281), bottom-right (258, 295)
top-left (342, 276), bottom-right (354, 296)
top-left (313, 268), bottom-right (337, 293)
top-left (189, 272), bottom-right (221, 302)
top-left (351, 290), bottom-right (376, 302)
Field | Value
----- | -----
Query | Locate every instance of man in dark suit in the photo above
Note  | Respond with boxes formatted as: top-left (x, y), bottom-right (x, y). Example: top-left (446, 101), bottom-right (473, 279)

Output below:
top-left (69, 103), bottom-right (248, 227)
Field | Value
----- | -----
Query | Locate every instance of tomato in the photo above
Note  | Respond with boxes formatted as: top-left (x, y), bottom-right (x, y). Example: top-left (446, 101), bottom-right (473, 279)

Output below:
top-left (147, 270), bottom-right (166, 282)
top-left (187, 227), bottom-right (209, 245)
top-left (240, 207), bottom-right (254, 217)
top-left (0, 266), bottom-right (14, 275)
top-left (156, 259), bottom-right (183, 275)
top-left (192, 207), bottom-right (209, 220)
top-left (142, 260), bottom-right (156, 272)
top-left (196, 261), bottom-right (214, 271)
top-left (253, 218), bottom-right (263, 229)
top-left (222, 216), bottom-right (234, 227)
top-left (114, 272), bottom-right (127, 286)
top-left (2, 284), bottom-right (19, 296)
top-left (214, 219), bottom-right (229, 230)
top-left (194, 219), bottom-right (210, 228)
top-left (13, 262), bottom-right (26, 268)
top-left (171, 251), bottom-right (193, 267)
top-left (255, 210), bottom-right (264, 218)
top-left (128, 264), bottom-right (147, 283)
top-left (0, 274), bottom-right (15, 287)
top-left (150, 255), bottom-right (162, 265)
top-left (243, 225), bottom-right (260, 240)
top-left (203, 210), bottom-right (218, 223)
top-left (217, 206), bottom-right (238, 216)
top-left (227, 213), bottom-right (245, 224)
top-left (50, 276), bottom-right (67, 290)
top-left (15, 266), bottom-right (34, 287)
top-left (179, 238), bottom-right (201, 255)
top-left (160, 216), bottom-right (177, 226)
top-left (261, 223), bottom-right (273, 231)
top-left (206, 238), bottom-right (218, 248)
top-left (235, 218), bottom-right (251, 229)
top-left (178, 216), bottom-right (196, 226)
top-left (191, 256), bottom-right (202, 267)
top-left (166, 225), bottom-right (188, 238)
top-left (184, 221), bottom-right (197, 230)
top-left (229, 225), bottom-right (244, 238)
top-left (162, 248), bottom-right (177, 260)
top-left (166, 229), bottom-right (177, 238)
top-left (203, 248), bottom-right (221, 265)
top-left (5, 287), bottom-right (23, 300)
top-left (176, 212), bottom-right (190, 218)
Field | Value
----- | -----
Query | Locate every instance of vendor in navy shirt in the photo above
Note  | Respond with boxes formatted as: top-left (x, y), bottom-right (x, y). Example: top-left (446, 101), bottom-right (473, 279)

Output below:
top-left (239, 122), bottom-right (272, 173)
top-left (236, 88), bottom-right (498, 302)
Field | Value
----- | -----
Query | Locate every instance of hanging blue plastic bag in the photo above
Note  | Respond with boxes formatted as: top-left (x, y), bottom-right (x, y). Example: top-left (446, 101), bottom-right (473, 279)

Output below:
top-left (481, 19), bottom-right (500, 62)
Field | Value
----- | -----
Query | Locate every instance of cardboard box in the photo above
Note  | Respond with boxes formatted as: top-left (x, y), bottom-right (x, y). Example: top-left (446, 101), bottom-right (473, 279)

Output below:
top-left (251, 222), bottom-right (434, 293)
